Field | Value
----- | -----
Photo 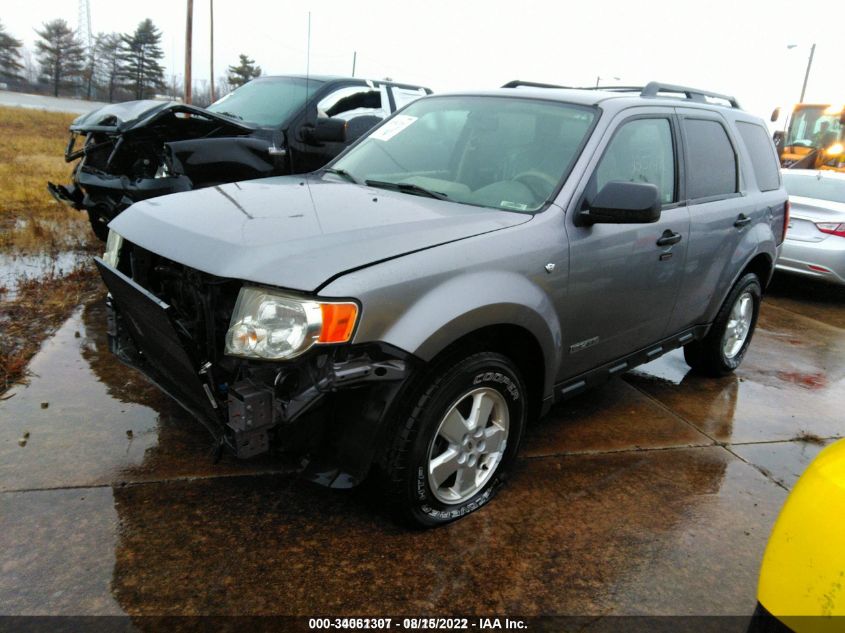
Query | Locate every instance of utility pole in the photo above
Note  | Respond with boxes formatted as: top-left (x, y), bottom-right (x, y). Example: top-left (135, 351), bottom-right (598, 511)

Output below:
top-left (185, 0), bottom-right (193, 104)
top-left (209, 0), bottom-right (215, 102)
top-left (351, 51), bottom-right (357, 77)
top-left (799, 43), bottom-right (816, 103)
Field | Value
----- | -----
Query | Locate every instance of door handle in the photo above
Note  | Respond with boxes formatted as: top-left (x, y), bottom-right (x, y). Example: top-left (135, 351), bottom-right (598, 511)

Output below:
top-left (656, 230), bottom-right (682, 247)
top-left (734, 213), bottom-right (752, 228)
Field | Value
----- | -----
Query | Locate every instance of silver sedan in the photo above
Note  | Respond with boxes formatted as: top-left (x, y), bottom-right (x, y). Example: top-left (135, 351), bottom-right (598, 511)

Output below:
top-left (777, 170), bottom-right (845, 285)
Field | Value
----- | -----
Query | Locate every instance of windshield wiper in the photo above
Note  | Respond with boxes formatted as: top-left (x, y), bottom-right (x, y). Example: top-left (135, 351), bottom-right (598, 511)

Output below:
top-left (323, 168), bottom-right (361, 184)
top-left (365, 180), bottom-right (448, 200)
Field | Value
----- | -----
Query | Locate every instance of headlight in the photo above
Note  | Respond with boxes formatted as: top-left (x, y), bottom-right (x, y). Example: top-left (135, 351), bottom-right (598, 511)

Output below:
top-left (224, 286), bottom-right (358, 360)
top-left (103, 230), bottom-right (123, 268)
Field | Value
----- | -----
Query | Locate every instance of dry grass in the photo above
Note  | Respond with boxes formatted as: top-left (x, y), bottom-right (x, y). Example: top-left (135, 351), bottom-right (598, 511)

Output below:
top-left (0, 105), bottom-right (104, 394)
top-left (0, 106), bottom-right (95, 252)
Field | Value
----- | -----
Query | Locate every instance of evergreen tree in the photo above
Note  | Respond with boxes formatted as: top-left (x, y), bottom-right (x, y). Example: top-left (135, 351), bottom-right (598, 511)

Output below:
top-left (34, 19), bottom-right (85, 96)
top-left (226, 54), bottom-right (261, 89)
top-left (121, 19), bottom-right (165, 100)
top-left (0, 20), bottom-right (23, 81)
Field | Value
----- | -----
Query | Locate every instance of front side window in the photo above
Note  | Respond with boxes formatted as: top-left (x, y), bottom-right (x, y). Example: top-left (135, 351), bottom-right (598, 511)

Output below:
top-left (683, 118), bottom-right (738, 200)
top-left (595, 118), bottom-right (676, 204)
top-left (332, 96), bottom-right (597, 212)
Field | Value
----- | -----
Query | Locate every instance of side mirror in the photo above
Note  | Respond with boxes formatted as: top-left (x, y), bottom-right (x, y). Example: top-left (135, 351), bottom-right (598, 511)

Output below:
top-left (770, 107), bottom-right (781, 123)
top-left (580, 181), bottom-right (661, 225)
top-left (772, 130), bottom-right (785, 152)
top-left (304, 117), bottom-right (347, 144)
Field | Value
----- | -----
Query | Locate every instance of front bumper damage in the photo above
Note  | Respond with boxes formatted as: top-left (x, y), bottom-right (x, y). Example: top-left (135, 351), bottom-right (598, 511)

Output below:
top-left (94, 257), bottom-right (415, 487)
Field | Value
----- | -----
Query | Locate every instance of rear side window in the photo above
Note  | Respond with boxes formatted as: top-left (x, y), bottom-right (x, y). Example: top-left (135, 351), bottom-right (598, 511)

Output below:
top-left (736, 122), bottom-right (781, 192)
top-left (683, 118), bottom-right (738, 200)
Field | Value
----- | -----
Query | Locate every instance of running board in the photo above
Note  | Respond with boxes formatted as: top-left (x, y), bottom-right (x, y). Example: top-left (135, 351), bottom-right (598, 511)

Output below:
top-left (554, 325), bottom-right (709, 401)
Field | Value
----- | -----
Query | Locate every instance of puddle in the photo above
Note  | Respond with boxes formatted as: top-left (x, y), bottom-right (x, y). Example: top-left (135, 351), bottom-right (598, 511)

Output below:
top-left (0, 250), bottom-right (89, 300)
top-left (0, 295), bottom-right (285, 492)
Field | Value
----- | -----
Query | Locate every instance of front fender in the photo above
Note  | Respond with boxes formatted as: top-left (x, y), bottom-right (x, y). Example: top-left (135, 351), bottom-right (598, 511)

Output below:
top-left (359, 270), bottom-right (561, 401)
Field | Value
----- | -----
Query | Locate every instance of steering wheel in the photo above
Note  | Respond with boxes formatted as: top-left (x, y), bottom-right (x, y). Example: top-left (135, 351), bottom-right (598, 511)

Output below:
top-left (512, 171), bottom-right (559, 199)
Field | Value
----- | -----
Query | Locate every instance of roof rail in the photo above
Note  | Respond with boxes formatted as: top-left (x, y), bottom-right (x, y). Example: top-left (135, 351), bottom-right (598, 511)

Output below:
top-left (501, 80), bottom-right (570, 89)
top-left (502, 79), bottom-right (741, 109)
top-left (640, 82), bottom-right (741, 109)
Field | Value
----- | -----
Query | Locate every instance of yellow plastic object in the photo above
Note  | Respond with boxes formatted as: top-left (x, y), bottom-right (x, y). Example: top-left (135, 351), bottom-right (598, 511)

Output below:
top-left (758, 439), bottom-right (845, 632)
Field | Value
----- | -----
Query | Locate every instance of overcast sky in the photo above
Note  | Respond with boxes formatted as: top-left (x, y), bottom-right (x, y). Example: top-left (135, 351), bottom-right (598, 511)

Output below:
top-left (4, 0), bottom-right (841, 122)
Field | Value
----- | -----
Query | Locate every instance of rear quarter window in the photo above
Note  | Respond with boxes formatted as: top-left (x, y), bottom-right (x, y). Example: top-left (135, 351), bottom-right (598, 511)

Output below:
top-left (736, 121), bottom-right (781, 192)
top-left (682, 118), bottom-right (738, 200)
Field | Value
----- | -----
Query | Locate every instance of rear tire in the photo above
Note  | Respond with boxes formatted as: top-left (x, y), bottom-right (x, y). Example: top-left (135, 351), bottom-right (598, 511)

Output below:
top-left (380, 352), bottom-right (526, 527)
top-left (684, 272), bottom-right (762, 376)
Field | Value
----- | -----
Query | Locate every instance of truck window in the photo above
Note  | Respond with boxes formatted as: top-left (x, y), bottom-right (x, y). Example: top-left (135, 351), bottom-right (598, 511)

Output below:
top-left (683, 118), bottom-right (738, 200)
top-left (317, 85), bottom-right (388, 121)
top-left (736, 122), bottom-right (780, 192)
top-left (596, 118), bottom-right (676, 204)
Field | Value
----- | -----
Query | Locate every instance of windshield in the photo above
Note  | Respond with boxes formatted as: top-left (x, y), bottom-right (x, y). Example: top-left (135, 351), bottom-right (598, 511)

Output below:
top-left (332, 96), bottom-right (597, 212)
top-left (783, 172), bottom-right (845, 204)
top-left (785, 106), bottom-right (844, 150)
top-left (207, 77), bottom-right (320, 127)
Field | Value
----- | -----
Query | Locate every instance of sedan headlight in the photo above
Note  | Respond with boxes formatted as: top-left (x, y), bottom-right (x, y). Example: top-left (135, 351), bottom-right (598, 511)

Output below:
top-left (225, 287), bottom-right (358, 360)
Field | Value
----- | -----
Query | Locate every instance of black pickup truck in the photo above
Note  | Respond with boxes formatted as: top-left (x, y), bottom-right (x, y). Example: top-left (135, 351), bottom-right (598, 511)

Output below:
top-left (48, 75), bottom-right (431, 239)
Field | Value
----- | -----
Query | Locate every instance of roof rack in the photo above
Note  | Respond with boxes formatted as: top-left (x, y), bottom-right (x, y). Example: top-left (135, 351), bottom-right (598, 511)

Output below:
top-left (640, 82), bottom-right (741, 109)
top-left (501, 80), bottom-right (741, 109)
top-left (501, 80), bottom-right (571, 89)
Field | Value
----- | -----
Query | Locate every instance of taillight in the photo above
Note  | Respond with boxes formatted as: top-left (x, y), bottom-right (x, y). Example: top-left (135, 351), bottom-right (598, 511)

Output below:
top-left (816, 222), bottom-right (845, 238)
top-left (779, 200), bottom-right (790, 244)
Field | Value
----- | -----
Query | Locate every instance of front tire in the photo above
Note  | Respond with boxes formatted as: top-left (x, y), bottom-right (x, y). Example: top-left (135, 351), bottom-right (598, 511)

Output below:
top-left (684, 272), bottom-right (762, 376)
top-left (381, 352), bottom-right (526, 527)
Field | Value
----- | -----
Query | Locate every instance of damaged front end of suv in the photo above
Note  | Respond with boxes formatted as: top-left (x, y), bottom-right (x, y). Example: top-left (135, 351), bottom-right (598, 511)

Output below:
top-left (95, 232), bottom-right (415, 487)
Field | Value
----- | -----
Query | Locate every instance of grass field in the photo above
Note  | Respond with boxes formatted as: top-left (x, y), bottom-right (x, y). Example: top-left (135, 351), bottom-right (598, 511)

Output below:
top-left (0, 105), bottom-right (102, 393)
top-left (0, 106), bottom-right (95, 251)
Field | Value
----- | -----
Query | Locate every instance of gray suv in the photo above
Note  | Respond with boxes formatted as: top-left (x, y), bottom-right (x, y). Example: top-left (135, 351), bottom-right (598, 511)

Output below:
top-left (95, 81), bottom-right (788, 526)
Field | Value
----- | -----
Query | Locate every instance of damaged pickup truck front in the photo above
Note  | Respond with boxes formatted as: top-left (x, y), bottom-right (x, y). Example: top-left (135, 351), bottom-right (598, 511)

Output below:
top-left (49, 75), bottom-right (430, 239)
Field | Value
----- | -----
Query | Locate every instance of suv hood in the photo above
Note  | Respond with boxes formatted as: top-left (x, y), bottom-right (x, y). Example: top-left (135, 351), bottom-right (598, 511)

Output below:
top-left (109, 175), bottom-right (532, 292)
top-left (69, 100), bottom-right (254, 136)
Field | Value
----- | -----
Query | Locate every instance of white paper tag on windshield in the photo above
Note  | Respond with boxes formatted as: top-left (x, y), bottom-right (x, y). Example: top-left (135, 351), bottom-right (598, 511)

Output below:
top-left (370, 115), bottom-right (417, 141)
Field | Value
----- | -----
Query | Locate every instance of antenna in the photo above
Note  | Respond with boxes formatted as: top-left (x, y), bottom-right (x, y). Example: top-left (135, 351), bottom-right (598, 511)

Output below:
top-left (77, 0), bottom-right (93, 52)
top-left (305, 11), bottom-right (312, 101)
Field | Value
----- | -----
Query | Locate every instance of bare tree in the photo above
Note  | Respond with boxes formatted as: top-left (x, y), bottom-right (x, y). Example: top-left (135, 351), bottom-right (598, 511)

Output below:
top-left (34, 19), bottom-right (85, 97)
top-left (95, 33), bottom-right (124, 102)
top-left (21, 47), bottom-right (38, 84)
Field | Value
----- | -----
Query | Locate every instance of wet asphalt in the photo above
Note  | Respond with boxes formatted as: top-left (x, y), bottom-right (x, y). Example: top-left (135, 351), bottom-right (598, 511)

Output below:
top-left (0, 273), bottom-right (842, 616)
